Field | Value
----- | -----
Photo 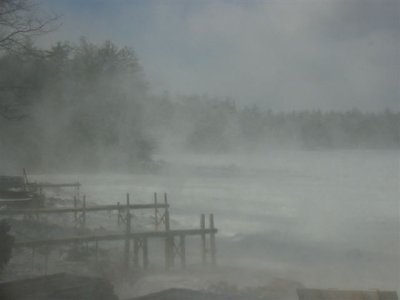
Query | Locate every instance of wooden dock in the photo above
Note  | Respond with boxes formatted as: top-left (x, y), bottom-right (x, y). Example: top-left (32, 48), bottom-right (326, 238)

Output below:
top-left (7, 192), bottom-right (217, 271)
top-left (0, 173), bottom-right (81, 208)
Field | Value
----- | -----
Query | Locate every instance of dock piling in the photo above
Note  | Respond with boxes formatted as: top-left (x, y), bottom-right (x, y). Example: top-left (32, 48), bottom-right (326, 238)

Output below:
top-left (9, 191), bottom-right (217, 272)
top-left (179, 234), bottom-right (186, 268)
top-left (209, 214), bottom-right (216, 266)
top-left (73, 196), bottom-right (77, 223)
top-left (117, 202), bottom-right (121, 226)
top-left (124, 193), bottom-right (131, 271)
top-left (154, 192), bottom-right (158, 230)
top-left (164, 193), bottom-right (173, 269)
top-left (143, 238), bottom-right (149, 269)
top-left (82, 195), bottom-right (86, 229)
top-left (201, 214), bottom-right (206, 265)
top-left (133, 238), bottom-right (139, 268)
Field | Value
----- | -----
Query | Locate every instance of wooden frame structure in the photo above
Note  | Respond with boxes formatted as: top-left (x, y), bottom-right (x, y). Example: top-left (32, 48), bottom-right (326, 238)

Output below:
top-left (7, 192), bottom-right (217, 272)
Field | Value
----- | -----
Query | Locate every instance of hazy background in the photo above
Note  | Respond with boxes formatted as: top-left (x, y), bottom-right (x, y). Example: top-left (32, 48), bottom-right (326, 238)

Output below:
top-left (1, 0), bottom-right (399, 172)
top-left (32, 149), bottom-right (399, 292)
top-left (37, 0), bottom-right (399, 111)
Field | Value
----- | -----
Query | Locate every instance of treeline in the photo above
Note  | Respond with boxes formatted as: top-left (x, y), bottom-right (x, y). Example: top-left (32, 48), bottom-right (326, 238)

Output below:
top-left (0, 39), bottom-right (153, 171)
top-left (150, 95), bottom-right (400, 153)
top-left (0, 39), bottom-right (398, 172)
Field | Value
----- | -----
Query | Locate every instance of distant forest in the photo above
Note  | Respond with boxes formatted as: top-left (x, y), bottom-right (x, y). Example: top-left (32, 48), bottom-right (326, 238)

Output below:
top-left (0, 39), bottom-right (399, 171)
top-left (154, 96), bottom-right (400, 153)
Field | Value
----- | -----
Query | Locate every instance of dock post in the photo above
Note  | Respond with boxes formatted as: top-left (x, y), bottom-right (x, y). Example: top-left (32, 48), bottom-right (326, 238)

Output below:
top-left (117, 202), bottom-right (121, 226)
top-left (209, 214), bottom-right (216, 266)
top-left (44, 249), bottom-right (48, 275)
top-left (124, 193), bottom-right (131, 271)
top-left (164, 193), bottom-right (170, 231)
top-left (95, 240), bottom-right (99, 264)
top-left (143, 238), bottom-right (149, 269)
top-left (164, 193), bottom-right (172, 269)
top-left (154, 192), bottom-right (158, 230)
top-left (73, 196), bottom-right (77, 223)
top-left (31, 247), bottom-right (35, 271)
top-left (179, 234), bottom-right (186, 268)
top-left (75, 182), bottom-right (80, 201)
top-left (200, 214), bottom-right (206, 265)
top-left (133, 239), bottom-right (139, 268)
top-left (170, 237), bottom-right (175, 268)
top-left (82, 195), bottom-right (86, 229)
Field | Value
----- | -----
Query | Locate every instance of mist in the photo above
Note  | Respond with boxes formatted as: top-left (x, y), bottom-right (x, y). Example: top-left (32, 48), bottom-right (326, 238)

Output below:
top-left (38, 0), bottom-right (399, 112)
top-left (0, 0), bottom-right (399, 299)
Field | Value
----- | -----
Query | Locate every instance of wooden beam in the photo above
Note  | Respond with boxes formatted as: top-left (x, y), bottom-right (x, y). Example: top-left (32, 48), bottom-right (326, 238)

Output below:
top-left (0, 198), bottom-right (32, 204)
top-left (0, 203), bottom-right (169, 215)
top-left (27, 183), bottom-right (81, 188)
top-left (14, 228), bottom-right (218, 249)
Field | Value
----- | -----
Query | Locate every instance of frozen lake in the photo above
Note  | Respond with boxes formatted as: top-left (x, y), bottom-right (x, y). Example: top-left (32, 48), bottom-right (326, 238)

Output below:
top-left (33, 150), bottom-right (399, 291)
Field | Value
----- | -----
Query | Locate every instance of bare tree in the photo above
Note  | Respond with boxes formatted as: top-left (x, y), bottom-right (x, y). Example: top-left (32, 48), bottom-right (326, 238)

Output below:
top-left (0, 0), bottom-right (58, 119)
top-left (0, 0), bottom-right (58, 53)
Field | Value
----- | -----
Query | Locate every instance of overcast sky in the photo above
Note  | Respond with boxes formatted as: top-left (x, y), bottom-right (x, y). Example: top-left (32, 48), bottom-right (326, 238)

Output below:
top-left (38, 0), bottom-right (399, 112)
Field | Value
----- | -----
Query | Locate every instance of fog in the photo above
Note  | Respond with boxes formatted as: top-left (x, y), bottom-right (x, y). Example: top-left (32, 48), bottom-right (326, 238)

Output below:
top-left (31, 150), bottom-right (399, 290)
top-left (0, 0), bottom-right (399, 299)
top-left (38, 0), bottom-right (399, 111)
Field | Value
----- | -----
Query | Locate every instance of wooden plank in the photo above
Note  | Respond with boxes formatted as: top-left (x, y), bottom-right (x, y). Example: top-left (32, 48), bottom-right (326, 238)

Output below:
top-left (0, 198), bottom-right (32, 203)
top-left (0, 198), bottom-right (34, 207)
top-left (27, 183), bottom-right (81, 188)
top-left (14, 228), bottom-right (218, 248)
top-left (0, 203), bottom-right (169, 215)
top-left (0, 191), bottom-right (31, 198)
